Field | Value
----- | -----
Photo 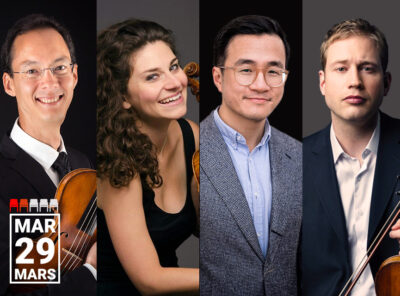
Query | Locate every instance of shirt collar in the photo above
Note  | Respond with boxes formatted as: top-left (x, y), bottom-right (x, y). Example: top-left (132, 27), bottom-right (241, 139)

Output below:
top-left (10, 118), bottom-right (67, 169)
top-left (213, 108), bottom-right (271, 150)
top-left (330, 113), bottom-right (380, 163)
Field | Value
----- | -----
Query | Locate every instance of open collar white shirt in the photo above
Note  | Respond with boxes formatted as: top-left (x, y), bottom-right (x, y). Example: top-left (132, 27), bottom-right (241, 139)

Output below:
top-left (330, 115), bottom-right (380, 296)
top-left (10, 118), bottom-right (67, 186)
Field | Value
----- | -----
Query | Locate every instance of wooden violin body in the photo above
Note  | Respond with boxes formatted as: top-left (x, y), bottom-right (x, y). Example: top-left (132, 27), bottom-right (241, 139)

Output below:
top-left (375, 255), bottom-right (400, 296)
top-left (192, 150), bottom-right (199, 190)
top-left (55, 168), bottom-right (97, 272)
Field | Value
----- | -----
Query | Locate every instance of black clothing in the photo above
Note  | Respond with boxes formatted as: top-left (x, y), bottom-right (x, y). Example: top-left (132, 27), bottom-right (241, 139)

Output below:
top-left (0, 133), bottom-right (95, 296)
top-left (98, 119), bottom-right (197, 295)
top-left (300, 113), bottom-right (400, 296)
top-left (52, 152), bottom-right (72, 180)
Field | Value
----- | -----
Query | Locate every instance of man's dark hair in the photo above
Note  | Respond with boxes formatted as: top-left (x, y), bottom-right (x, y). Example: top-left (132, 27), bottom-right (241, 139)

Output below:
top-left (213, 15), bottom-right (290, 68)
top-left (1, 14), bottom-right (76, 75)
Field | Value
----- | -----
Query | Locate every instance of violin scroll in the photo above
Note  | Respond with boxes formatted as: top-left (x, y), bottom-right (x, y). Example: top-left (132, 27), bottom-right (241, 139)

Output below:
top-left (184, 62), bottom-right (199, 102)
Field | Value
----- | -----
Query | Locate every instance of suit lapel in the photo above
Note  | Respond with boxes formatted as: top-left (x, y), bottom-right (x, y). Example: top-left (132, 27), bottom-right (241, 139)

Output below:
top-left (1, 135), bottom-right (56, 199)
top-left (266, 129), bottom-right (296, 265)
top-left (368, 114), bottom-right (400, 244)
top-left (201, 115), bottom-right (264, 261)
top-left (311, 127), bottom-right (349, 250)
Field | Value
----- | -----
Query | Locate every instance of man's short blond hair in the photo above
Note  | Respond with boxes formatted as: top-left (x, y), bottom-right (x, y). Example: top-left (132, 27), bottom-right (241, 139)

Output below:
top-left (320, 18), bottom-right (388, 71)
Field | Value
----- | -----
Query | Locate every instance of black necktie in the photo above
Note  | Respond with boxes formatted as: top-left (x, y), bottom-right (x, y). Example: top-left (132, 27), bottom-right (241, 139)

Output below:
top-left (52, 152), bottom-right (72, 181)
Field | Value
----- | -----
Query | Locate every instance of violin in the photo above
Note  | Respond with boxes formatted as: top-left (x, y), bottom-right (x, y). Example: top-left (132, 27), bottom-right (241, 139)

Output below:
top-left (53, 168), bottom-right (97, 273)
top-left (12, 169), bottom-right (97, 292)
top-left (183, 62), bottom-right (200, 188)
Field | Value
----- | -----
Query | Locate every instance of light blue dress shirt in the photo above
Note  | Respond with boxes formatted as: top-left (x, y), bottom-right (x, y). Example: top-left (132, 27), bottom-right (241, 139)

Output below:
top-left (213, 109), bottom-right (272, 257)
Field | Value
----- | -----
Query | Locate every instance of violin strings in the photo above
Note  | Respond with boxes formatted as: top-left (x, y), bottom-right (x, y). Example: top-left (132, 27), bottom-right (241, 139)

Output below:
top-left (62, 202), bottom-right (97, 272)
top-left (61, 195), bottom-right (97, 273)
top-left (60, 200), bottom-right (93, 267)
top-left (339, 194), bottom-right (400, 296)
top-left (67, 213), bottom-right (97, 271)
top-left (70, 217), bottom-right (97, 271)
top-left (61, 201), bottom-right (96, 274)
top-left (61, 195), bottom-right (97, 270)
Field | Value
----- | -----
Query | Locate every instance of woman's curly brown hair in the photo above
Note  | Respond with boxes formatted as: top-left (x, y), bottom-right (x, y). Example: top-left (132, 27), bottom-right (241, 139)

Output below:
top-left (97, 19), bottom-right (176, 188)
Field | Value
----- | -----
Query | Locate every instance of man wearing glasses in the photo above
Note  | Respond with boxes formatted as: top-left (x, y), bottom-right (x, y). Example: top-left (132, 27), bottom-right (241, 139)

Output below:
top-left (0, 14), bottom-right (96, 295)
top-left (200, 15), bottom-right (302, 295)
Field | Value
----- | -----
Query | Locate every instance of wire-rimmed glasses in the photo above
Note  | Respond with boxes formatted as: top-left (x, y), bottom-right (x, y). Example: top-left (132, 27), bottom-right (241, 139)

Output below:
top-left (12, 63), bottom-right (74, 80)
top-left (218, 65), bottom-right (289, 87)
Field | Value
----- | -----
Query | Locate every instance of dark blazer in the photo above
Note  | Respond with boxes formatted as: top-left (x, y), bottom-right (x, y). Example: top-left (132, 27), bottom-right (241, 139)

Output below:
top-left (200, 112), bottom-right (302, 295)
top-left (300, 112), bottom-right (400, 296)
top-left (0, 134), bottom-right (96, 296)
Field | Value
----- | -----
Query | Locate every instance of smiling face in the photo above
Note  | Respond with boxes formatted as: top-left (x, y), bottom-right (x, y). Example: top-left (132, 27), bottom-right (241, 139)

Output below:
top-left (320, 35), bottom-right (390, 126)
top-left (2, 28), bottom-right (78, 134)
top-left (213, 34), bottom-right (287, 128)
top-left (123, 41), bottom-right (188, 123)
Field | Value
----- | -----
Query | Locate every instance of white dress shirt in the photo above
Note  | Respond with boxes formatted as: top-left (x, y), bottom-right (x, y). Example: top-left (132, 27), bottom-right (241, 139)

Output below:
top-left (10, 118), bottom-right (67, 186)
top-left (330, 115), bottom-right (380, 296)
top-left (9, 119), bottom-right (97, 279)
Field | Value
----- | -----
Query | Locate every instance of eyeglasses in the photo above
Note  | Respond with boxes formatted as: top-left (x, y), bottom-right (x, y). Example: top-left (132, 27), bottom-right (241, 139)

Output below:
top-left (218, 65), bottom-right (289, 87)
top-left (12, 63), bottom-right (74, 80)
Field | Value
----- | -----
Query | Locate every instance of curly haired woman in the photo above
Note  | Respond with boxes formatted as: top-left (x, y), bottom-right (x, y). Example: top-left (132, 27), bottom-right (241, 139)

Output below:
top-left (97, 19), bottom-right (199, 295)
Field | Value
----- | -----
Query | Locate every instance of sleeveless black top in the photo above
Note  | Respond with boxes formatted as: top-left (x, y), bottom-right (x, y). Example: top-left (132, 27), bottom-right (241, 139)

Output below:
top-left (97, 119), bottom-right (197, 295)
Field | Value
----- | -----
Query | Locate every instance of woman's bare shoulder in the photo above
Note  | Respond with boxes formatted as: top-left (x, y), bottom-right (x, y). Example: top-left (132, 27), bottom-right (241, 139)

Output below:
top-left (97, 174), bottom-right (143, 210)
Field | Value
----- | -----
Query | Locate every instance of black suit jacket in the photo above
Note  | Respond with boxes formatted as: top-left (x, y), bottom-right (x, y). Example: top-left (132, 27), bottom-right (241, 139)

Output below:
top-left (0, 134), bottom-right (96, 296)
top-left (300, 112), bottom-right (400, 296)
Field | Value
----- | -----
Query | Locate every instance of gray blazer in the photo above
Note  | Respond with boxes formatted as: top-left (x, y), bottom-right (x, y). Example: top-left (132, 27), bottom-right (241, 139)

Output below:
top-left (200, 112), bottom-right (302, 296)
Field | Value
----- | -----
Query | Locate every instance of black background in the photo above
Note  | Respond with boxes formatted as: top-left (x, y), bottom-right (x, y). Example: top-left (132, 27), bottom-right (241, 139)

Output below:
top-left (0, 0), bottom-right (97, 165)
top-left (200, 1), bottom-right (302, 141)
